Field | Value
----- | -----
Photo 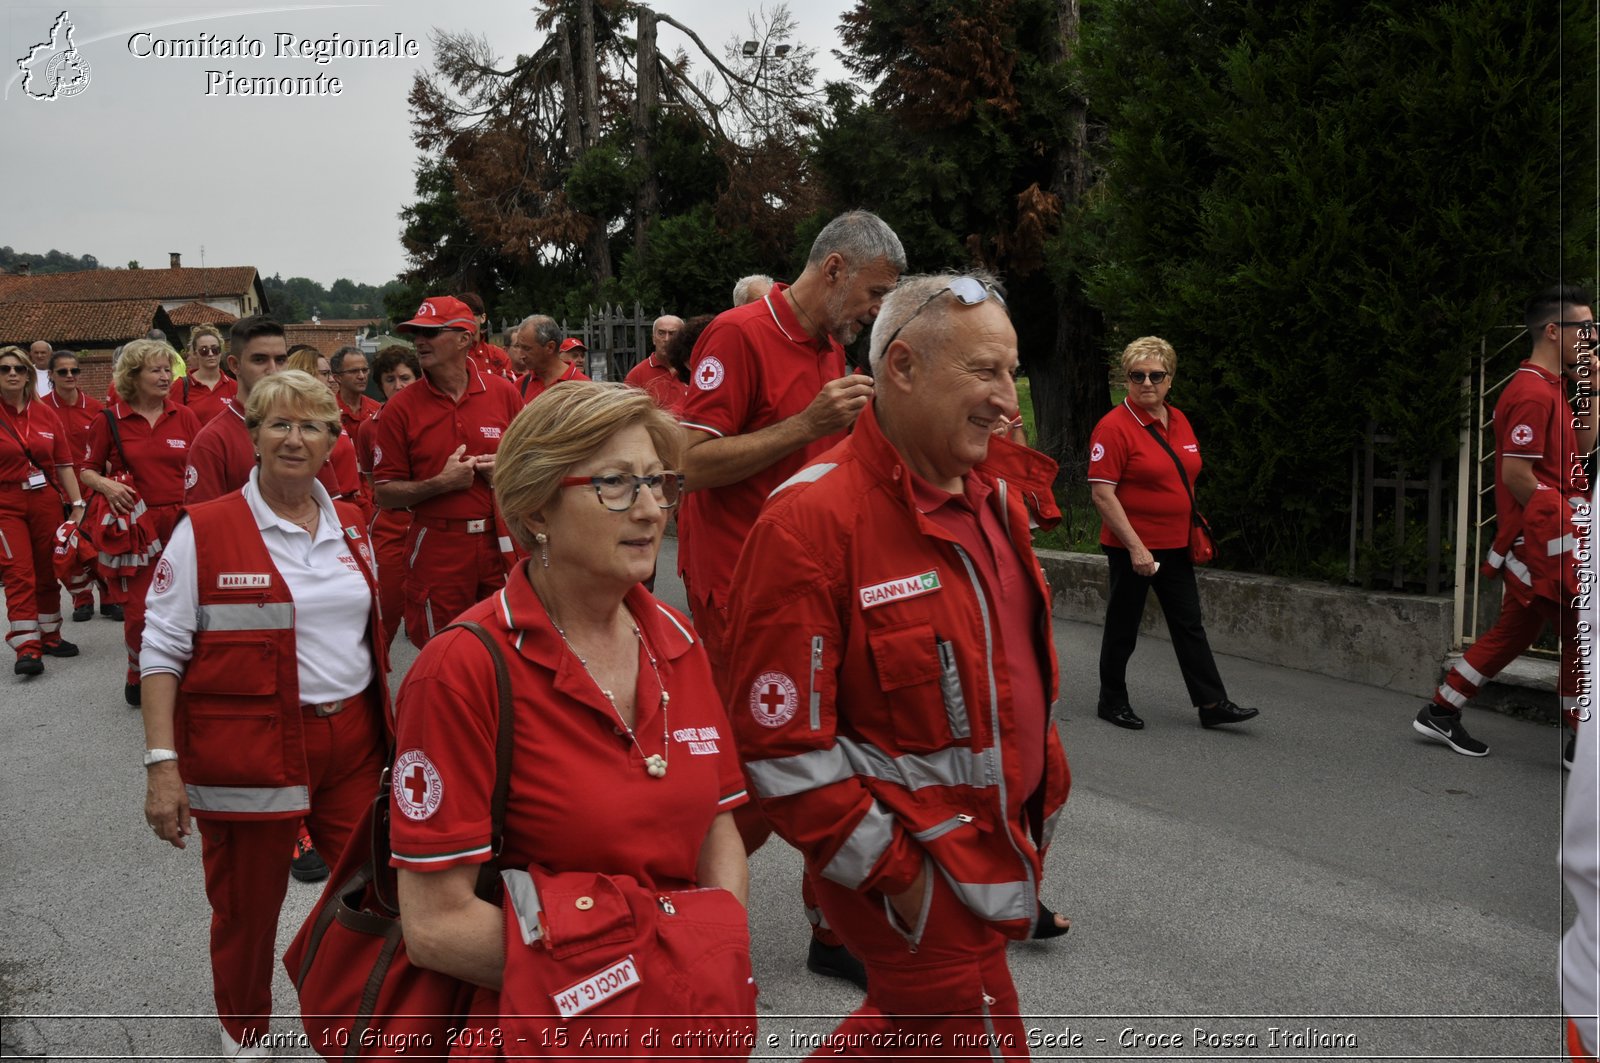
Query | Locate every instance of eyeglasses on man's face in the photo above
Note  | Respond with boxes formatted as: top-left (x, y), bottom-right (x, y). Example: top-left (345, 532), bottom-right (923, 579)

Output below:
top-left (559, 472), bottom-right (684, 511)
top-left (881, 275), bottom-right (1006, 352)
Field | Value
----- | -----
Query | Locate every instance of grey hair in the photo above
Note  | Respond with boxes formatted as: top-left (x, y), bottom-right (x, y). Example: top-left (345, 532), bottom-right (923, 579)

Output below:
top-left (731, 275), bottom-right (774, 306)
top-left (519, 314), bottom-right (563, 346)
top-left (868, 270), bottom-right (1002, 376)
top-left (328, 345), bottom-right (365, 373)
top-left (806, 211), bottom-right (907, 273)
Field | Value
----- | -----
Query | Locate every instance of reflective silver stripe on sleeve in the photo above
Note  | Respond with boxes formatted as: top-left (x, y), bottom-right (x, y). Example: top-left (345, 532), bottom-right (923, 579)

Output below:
top-left (943, 875), bottom-right (1035, 925)
top-left (745, 746), bottom-right (853, 799)
top-left (770, 462), bottom-right (838, 498)
top-left (195, 602), bottom-right (295, 631)
top-left (744, 738), bottom-right (997, 799)
top-left (501, 868), bottom-right (544, 944)
top-left (1550, 533), bottom-right (1577, 556)
top-left (820, 801), bottom-right (897, 888)
top-left (184, 783), bottom-right (309, 815)
top-left (1503, 551), bottom-right (1531, 584)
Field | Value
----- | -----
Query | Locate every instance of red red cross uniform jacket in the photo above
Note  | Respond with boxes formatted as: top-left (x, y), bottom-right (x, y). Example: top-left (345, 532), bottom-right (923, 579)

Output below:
top-left (1485, 486), bottom-right (1594, 608)
top-left (723, 402), bottom-right (1070, 939)
top-left (177, 494), bottom-right (392, 820)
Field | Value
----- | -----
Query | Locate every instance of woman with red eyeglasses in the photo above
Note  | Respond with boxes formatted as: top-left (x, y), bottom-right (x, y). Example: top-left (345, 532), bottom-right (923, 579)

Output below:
top-left (0, 346), bottom-right (88, 675)
top-left (42, 349), bottom-right (115, 623)
top-left (181, 326), bottom-right (238, 425)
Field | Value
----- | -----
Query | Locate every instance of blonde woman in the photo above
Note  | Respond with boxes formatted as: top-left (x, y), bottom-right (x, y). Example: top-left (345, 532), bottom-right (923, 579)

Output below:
top-left (181, 325), bottom-right (237, 424)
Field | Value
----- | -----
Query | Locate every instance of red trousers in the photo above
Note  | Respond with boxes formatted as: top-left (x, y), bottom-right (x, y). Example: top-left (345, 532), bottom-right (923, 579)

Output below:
top-left (369, 508), bottom-right (410, 653)
top-left (197, 691), bottom-right (384, 1046)
top-left (0, 485), bottom-right (62, 657)
top-left (1437, 589), bottom-right (1582, 725)
top-left (401, 520), bottom-right (508, 648)
top-left (809, 868), bottom-right (1028, 1060)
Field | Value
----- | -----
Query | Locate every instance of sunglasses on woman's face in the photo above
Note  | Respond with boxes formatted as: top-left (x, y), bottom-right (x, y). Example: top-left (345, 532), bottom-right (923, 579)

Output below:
top-left (1127, 370), bottom-right (1168, 384)
top-left (0, 364), bottom-right (29, 376)
top-left (55, 367), bottom-right (82, 376)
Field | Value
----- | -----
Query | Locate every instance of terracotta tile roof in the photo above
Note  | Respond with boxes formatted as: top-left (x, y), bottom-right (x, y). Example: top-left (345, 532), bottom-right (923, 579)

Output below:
top-left (0, 266), bottom-right (260, 304)
top-left (315, 318), bottom-right (383, 328)
top-left (167, 300), bottom-right (239, 326)
top-left (0, 300), bottom-right (175, 346)
top-left (283, 324), bottom-right (359, 355)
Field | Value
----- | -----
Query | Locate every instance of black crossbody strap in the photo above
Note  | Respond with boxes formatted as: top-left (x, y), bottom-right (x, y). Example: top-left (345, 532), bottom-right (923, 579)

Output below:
top-left (101, 407), bottom-right (136, 478)
top-left (445, 621), bottom-right (515, 899)
top-left (1143, 420), bottom-right (1211, 536)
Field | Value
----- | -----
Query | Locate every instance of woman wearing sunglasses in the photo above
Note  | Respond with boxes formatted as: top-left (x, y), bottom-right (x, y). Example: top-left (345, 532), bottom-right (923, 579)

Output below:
top-left (42, 350), bottom-right (116, 623)
top-left (0, 345), bottom-right (87, 674)
top-left (181, 325), bottom-right (238, 425)
top-left (1087, 335), bottom-right (1259, 731)
top-left (390, 381), bottom-right (755, 1051)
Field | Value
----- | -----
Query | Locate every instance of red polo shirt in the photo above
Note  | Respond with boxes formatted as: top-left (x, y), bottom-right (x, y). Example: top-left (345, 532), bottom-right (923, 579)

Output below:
top-left (42, 389), bottom-right (103, 472)
top-left (338, 393), bottom-right (381, 438)
top-left (0, 400), bottom-right (71, 484)
top-left (85, 400), bottom-right (203, 507)
top-left (625, 353), bottom-right (689, 414)
top-left (185, 399), bottom-right (344, 503)
top-left (676, 284), bottom-right (850, 606)
top-left (371, 362), bottom-right (523, 520)
top-left (389, 571), bottom-right (747, 880)
top-left (517, 361), bottom-right (589, 405)
top-left (1495, 361), bottom-right (1586, 523)
top-left (180, 373), bottom-right (238, 426)
top-left (1087, 398), bottom-right (1202, 550)
top-left (470, 340), bottom-right (512, 379)
top-left (910, 470), bottom-right (1048, 797)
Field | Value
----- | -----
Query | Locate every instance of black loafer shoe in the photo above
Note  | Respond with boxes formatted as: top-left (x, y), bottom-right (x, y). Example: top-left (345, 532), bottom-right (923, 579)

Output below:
top-left (806, 938), bottom-right (868, 992)
top-left (72, 604), bottom-right (93, 622)
top-left (1199, 698), bottom-right (1259, 728)
top-left (1097, 703), bottom-right (1145, 730)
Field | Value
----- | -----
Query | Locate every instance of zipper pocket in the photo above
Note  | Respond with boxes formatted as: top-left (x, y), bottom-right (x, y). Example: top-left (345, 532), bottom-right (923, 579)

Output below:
top-left (912, 813), bottom-right (974, 844)
top-left (936, 638), bottom-right (971, 739)
top-left (808, 635), bottom-right (824, 731)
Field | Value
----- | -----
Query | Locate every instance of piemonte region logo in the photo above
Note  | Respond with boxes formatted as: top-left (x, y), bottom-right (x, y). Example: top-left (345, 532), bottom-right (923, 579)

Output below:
top-left (17, 10), bottom-right (91, 101)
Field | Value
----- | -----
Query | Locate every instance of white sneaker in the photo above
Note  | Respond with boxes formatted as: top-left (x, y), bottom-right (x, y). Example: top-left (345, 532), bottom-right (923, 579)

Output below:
top-left (220, 1026), bottom-right (271, 1060)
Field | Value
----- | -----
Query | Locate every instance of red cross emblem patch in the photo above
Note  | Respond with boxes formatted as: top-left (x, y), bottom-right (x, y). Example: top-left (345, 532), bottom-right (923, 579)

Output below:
top-left (393, 749), bottom-right (444, 821)
top-left (694, 356), bottom-right (726, 391)
top-left (750, 671), bottom-right (799, 728)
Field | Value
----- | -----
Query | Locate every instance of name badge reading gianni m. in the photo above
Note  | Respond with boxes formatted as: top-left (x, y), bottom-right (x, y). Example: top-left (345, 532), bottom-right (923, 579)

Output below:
top-left (217, 573), bottom-right (272, 589)
top-left (551, 955), bottom-right (641, 1018)
top-left (859, 570), bottom-right (942, 610)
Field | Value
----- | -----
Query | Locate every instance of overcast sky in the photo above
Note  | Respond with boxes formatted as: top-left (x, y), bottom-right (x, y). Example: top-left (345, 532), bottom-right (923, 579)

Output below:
top-left (4, 1), bottom-right (854, 286)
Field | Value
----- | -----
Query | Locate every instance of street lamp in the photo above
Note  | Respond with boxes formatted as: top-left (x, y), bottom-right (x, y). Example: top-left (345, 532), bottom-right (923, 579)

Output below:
top-left (741, 39), bottom-right (792, 138)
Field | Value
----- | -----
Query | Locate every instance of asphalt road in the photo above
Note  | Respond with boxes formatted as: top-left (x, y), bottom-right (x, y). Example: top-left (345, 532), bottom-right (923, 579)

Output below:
top-left (0, 537), bottom-right (1579, 1061)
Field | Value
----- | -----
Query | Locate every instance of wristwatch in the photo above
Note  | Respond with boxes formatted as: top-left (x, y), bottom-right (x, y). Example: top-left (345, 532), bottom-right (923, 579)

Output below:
top-left (142, 748), bottom-right (179, 767)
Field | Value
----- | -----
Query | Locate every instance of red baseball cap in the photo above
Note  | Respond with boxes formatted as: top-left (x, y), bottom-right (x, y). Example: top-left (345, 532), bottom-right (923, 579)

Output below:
top-left (396, 296), bottom-right (478, 334)
top-left (559, 337), bottom-right (587, 352)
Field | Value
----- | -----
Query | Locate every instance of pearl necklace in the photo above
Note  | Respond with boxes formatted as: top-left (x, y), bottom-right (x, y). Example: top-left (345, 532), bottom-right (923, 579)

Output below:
top-left (552, 616), bottom-right (671, 779)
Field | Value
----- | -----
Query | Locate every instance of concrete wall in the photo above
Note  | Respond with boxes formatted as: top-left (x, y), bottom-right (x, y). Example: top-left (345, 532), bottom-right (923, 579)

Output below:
top-left (1039, 549), bottom-right (1454, 697)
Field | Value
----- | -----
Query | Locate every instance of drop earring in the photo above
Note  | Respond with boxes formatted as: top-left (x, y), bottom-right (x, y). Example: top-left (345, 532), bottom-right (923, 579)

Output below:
top-left (535, 531), bottom-right (549, 568)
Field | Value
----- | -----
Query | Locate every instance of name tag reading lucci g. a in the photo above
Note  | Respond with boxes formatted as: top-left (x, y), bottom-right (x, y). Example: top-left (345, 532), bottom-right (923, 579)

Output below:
top-left (217, 573), bottom-right (272, 589)
top-left (551, 955), bottom-right (641, 1019)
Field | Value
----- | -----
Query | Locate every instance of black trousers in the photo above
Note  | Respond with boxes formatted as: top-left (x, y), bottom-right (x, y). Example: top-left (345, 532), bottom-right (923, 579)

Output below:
top-left (1098, 545), bottom-right (1228, 709)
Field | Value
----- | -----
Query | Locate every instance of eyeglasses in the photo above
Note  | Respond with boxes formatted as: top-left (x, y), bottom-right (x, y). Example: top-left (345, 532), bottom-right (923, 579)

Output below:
top-left (54, 367), bottom-right (82, 376)
top-left (195, 345), bottom-right (222, 355)
top-left (880, 276), bottom-right (1007, 352)
top-left (0, 364), bottom-right (28, 376)
top-left (1127, 370), bottom-right (1169, 384)
top-left (409, 326), bottom-right (464, 339)
top-left (559, 472), bottom-right (683, 511)
top-left (261, 420), bottom-right (331, 439)
top-left (1555, 321), bottom-right (1598, 336)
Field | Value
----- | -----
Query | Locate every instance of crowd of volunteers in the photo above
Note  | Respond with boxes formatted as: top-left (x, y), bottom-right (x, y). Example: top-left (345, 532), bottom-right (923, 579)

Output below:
top-left (7, 223), bottom-right (1596, 1062)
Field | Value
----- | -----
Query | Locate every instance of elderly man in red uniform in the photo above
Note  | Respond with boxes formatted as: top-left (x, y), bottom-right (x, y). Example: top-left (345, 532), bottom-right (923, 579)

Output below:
top-left (514, 314), bottom-right (588, 403)
top-left (625, 314), bottom-right (689, 412)
top-left (724, 273), bottom-right (1069, 1054)
top-left (1418, 285), bottom-right (1597, 760)
top-left (678, 209), bottom-right (903, 986)
top-left (372, 296), bottom-right (523, 647)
